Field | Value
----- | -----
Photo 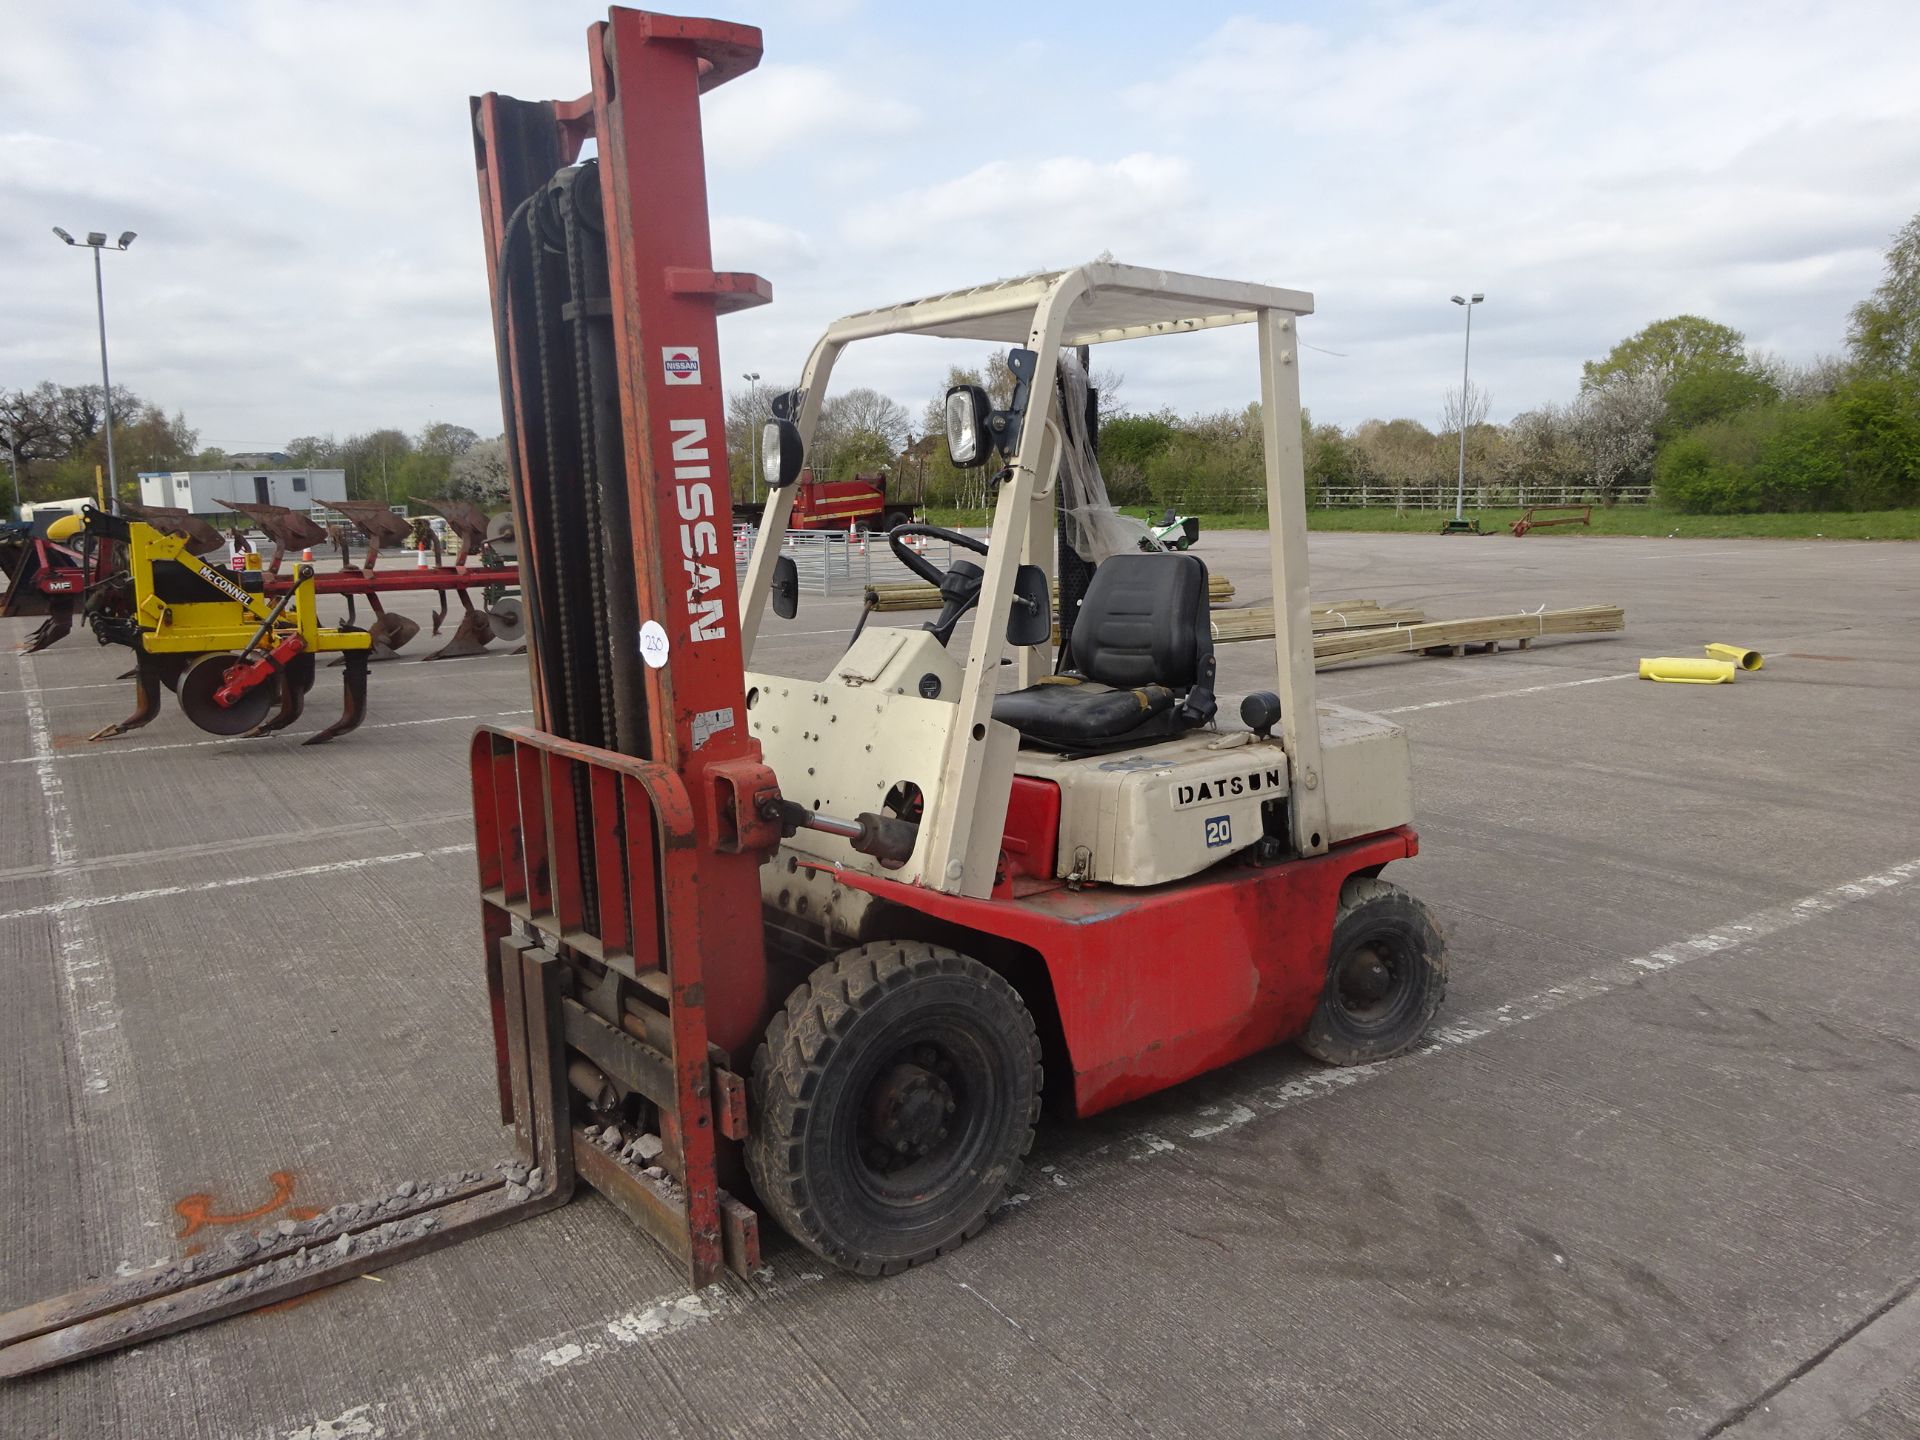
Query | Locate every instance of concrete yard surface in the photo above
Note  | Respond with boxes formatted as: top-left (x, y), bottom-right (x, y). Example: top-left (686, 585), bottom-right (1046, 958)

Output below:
top-left (1, 529), bottom-right (1917, 1439)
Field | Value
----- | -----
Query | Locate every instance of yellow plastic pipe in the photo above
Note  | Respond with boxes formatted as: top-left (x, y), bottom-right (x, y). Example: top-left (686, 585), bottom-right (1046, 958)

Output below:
top-left (1640, 657), bottom-right (1736, 684)
top-left (1704, 643), bottom-right (1763, 671)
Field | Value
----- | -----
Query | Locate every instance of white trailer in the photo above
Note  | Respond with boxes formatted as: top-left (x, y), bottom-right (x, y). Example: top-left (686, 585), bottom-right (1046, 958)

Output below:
top-left (138, 469), bottom-right (348, 514)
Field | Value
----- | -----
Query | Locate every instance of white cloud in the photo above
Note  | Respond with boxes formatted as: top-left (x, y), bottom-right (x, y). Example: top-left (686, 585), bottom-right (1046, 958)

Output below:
top-left (3, 0), bottom-right (1918, 446)
top-left (703, 63), bottom-right (918, 170)
top-left (842, 152), bottom-right (1195, 257)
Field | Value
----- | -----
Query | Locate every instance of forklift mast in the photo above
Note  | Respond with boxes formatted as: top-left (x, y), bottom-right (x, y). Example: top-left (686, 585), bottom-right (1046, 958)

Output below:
top-left (472, 10), bottom-right (780, 1057)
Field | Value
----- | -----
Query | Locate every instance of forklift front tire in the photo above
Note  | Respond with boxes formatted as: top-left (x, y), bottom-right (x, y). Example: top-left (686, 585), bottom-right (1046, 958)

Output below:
top-left (1297, 876), bottom-right (1447, 1067)
top-left (747, 942), bottom-right (1042, 1277)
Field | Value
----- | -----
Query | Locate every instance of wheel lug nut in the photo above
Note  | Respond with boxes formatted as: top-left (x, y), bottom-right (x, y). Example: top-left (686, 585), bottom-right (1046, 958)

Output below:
top-left (944, 1099), bottom-right (955, 1114)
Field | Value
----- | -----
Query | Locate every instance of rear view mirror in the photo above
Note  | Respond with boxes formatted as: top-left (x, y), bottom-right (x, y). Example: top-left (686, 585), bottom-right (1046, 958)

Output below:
top-left (1006, 564), bottom-right (1051, 647)
top-left (762, 417), bottom-right (805, 490)
top-left (771, 554), bottom-right (799, 619)
top-left (944, 384), bottom-right (992, 467)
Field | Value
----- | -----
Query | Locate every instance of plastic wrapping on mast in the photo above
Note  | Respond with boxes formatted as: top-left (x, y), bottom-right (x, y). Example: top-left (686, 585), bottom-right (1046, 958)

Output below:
top-left (1054, 350), bottom-right (1151, 564)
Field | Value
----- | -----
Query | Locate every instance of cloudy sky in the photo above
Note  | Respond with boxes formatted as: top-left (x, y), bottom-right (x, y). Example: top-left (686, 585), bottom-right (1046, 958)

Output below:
top-left (4, 0), bottom-right (1919, 451)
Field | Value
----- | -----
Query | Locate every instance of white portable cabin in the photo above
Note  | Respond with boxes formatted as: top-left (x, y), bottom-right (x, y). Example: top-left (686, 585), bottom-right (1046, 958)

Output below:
top-left (138, 469), bottom-right (348, 514)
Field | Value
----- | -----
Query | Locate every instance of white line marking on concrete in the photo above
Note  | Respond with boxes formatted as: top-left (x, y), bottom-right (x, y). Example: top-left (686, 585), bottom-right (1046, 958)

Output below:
top-left (22, 651), bottom-right (130, 1100)
top-left (19, 653), bottom-right (78, 870)
top-left (4, 709), bottom-right (533, 764)
top-left (17, 652), bottom-right (167, 1260)
top-left (0, 843), bottom-right (477, 923)
top-left (264, 1268), bottom-right (827, 1439)
top-left (0, 679), bottom-right (126, 697)
top-left (1378, 671), bottom-right (1636, 714)
top-left (278, 1404), bottom-right (384, 1440)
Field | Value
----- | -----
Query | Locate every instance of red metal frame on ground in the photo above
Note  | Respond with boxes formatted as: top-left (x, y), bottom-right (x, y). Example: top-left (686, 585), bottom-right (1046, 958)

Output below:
top-left (1510, 504), bottom-right (1593, 536)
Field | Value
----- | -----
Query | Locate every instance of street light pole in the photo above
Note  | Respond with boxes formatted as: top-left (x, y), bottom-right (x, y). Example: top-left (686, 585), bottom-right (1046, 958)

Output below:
top-left (1449, 292), bottom-right (1484, 524)
top-left (53, 227), bottom-right (136, 514)
top-left (742, 371), bottom-right (761, 504)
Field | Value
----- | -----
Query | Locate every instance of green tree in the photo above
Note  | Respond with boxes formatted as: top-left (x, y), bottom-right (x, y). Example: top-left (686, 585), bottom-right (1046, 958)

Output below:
top-left (1582, 315), bottom-right (1750, 391)
top-left (1829, 373), bottom-right (1920, 507)
top-left (1847, 211), bottom-right (1920, 376)
top-left (1661, 363), bottom-right (1779, 435)
top-left (1302, 420), bottom-right (1360, 505)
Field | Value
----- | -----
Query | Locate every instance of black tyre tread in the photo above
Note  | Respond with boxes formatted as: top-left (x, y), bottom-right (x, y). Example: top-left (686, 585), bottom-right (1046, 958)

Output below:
top-left (1298, 876), bottom-right (1448, 1067)
top-left (746, 941), bottom-right (1041, 1277)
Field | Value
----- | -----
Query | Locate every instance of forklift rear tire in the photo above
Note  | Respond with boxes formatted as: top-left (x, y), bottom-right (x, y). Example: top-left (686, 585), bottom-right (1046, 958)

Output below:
top-left (1297, 876), bottom-right (1447, 1067)
top-left (747, 942), bottom-right (1042, 1277)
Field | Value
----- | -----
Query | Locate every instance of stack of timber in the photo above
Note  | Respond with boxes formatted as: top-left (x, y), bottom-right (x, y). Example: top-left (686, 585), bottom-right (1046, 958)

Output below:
top-left (868, 572), bottom-right (1237, 613)
top-left (1311, 604), bottom-right (1625, 667)
top-left (1209, 599), bottom-right (1430, 644)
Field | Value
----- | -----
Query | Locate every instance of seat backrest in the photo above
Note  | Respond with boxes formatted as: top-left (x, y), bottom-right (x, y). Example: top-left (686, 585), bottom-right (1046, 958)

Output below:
top-left (1068, 552), bottom-right (1212, 691)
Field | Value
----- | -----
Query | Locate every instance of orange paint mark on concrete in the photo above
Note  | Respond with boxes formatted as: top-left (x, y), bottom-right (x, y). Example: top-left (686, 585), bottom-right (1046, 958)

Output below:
top-left (161, 1169), bottom-right (345, 1318)
top-left (173, 1169), bottom-right (300, 1239)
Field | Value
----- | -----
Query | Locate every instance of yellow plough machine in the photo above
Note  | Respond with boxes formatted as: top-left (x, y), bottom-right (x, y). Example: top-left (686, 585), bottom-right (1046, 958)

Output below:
top-left (54, 506), bottom-right (373, 745)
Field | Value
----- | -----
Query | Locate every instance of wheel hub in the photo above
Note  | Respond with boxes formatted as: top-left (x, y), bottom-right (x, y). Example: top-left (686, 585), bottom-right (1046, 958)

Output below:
top-left (862, 1058), bottom-right (955, 1164)
top-left (1339, 946), bottom-right (1393, 1006)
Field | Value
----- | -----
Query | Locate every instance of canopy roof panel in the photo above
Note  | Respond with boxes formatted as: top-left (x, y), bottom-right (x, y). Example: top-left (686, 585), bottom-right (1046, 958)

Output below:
top-left (824, 261), bottom-right (1314, 348)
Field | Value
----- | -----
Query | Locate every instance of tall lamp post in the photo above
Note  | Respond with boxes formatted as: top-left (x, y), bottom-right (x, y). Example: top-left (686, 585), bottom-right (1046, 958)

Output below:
top-left (741, 371), bottom-right (761, 504)
top-left (1447, 292), bottom-right (1484, 530)
top-left (53, 227), bottom-right (137, 514)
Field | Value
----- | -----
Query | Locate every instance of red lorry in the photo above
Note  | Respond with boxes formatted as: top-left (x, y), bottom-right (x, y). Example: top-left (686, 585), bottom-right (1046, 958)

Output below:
top-left (735, 469), bottom-right (917, 532)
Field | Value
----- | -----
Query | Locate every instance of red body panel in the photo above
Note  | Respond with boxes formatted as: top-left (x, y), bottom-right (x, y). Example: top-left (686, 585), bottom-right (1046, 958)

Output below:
top-left (0, 539), bottom-right (86, 614)
top-left (996, 776), bottom-right (1061, 892)
top-left (831, 826), bottom-right (1419, 1117)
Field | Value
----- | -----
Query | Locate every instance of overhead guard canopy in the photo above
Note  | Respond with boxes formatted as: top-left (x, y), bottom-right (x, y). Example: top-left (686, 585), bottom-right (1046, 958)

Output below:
top-left (823, 261), bottom-right (1315, 348)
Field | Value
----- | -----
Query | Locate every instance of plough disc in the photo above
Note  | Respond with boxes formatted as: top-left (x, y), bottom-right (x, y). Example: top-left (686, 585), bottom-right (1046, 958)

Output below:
top-left (487, 596), bottom-right (526, 645)
top-left (178, 654), bottom-right (276, 737)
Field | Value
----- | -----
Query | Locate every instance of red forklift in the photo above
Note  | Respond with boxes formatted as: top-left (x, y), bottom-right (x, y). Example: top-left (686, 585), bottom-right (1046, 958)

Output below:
top-left (0, 7), bottom-right (1444, 1376)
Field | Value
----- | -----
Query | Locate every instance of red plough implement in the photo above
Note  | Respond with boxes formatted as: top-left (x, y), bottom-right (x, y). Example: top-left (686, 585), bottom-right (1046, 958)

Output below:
top-left (1510, 504), bottom-right (1592, 537)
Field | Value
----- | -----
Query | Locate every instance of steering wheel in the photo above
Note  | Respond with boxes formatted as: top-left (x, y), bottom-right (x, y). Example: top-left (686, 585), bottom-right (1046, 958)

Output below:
top-left (887, 523), bottom-right (989, 590)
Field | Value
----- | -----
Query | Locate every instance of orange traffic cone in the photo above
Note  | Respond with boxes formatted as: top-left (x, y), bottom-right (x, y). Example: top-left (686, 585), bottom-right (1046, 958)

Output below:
top-left (300, 547), bottom-right (314, 562)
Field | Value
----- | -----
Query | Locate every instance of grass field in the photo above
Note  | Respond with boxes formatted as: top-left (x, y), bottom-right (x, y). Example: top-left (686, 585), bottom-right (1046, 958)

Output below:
top-left (924, 505), bottom-right (1920, 540)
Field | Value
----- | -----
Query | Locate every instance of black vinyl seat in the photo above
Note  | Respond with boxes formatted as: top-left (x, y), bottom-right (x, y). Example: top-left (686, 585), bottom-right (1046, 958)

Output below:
top-left (992, 552), bottom-right (1217, 752)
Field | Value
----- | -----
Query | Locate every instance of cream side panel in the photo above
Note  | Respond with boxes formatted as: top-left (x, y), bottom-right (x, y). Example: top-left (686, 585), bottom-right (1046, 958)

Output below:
top-left (746, 665), bottom-right (1013, 900)
top-left (1316, 703), bottom-right (1415, 843)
